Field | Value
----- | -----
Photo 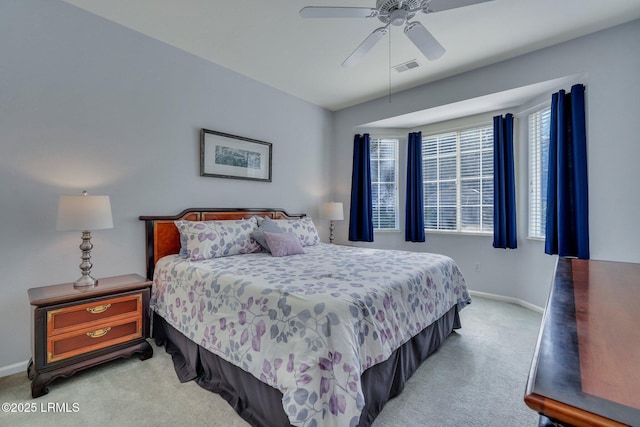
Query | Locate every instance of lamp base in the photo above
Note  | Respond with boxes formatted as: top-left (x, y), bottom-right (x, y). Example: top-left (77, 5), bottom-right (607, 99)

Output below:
top-left (75, 230), bottom-right (98, 288)
top-left (74, 274), bottom-right (98, 288)
top-left (329, 220), bottom-right (335, 244)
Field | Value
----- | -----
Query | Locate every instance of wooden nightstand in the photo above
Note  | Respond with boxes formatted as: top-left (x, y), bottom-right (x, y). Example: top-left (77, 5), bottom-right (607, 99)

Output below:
top-left (27, 274), bottom-right (153, 398)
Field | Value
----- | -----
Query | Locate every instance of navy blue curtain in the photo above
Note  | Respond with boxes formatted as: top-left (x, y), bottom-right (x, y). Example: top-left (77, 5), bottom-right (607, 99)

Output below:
top-left (349, 133), bottom-right (374, 242)
top-left (405, 132), bottom-right (425, 242)
top-left (493, 113), bottom-right (517, 249)
top-left (545, 84), bottom-right (589, 259)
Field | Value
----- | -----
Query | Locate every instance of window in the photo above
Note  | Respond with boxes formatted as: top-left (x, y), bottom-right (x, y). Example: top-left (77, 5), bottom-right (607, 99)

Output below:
top-left (422, 125), bottom-right (494, 233)
top-left (528, 106), bottom-right (551, 239)
top-left (370, 137), bottom-right (399, 230)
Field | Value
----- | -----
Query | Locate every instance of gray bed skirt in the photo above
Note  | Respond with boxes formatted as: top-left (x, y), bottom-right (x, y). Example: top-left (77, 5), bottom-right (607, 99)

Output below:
top-left (153, 305), bottom-right (461, 427)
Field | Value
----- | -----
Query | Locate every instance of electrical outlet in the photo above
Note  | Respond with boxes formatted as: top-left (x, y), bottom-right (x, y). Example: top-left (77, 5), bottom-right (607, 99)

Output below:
top-left (474, 262), bottom-right (481, 272)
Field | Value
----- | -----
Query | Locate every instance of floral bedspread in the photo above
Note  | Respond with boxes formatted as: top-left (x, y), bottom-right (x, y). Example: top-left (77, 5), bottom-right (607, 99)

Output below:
top-left (152, 244), bottom-right (471, 427)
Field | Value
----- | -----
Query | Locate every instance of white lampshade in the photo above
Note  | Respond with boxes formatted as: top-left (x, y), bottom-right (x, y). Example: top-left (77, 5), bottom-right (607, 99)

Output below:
top-left (321, 202), bottom-right (344, 221)
top-left (56, 193), bottom-right (113, 231)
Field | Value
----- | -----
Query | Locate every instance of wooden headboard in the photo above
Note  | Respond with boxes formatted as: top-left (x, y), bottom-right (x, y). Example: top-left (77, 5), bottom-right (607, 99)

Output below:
top-left (139, 208), bottom-right (305, 280)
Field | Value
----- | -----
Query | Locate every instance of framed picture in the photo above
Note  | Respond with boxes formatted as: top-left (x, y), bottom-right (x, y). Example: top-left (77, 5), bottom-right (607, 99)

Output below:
top-left (200, 129), bottom-right (272, 182)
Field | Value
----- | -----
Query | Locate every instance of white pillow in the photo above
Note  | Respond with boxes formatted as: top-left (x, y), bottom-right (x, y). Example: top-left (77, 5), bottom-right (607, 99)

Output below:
top-left (175, 220), bottom-right (221, 261)
top-left (175, 217), bottom-right (260, 260)
top-left (271, 217), bottom-right (320, 247)
top-left (212, 217), bottom-right (261, 257)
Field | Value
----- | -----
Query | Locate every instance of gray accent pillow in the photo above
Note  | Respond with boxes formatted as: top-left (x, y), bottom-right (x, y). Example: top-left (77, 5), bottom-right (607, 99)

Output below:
top-left (250, 217), bottom-right (286, 252)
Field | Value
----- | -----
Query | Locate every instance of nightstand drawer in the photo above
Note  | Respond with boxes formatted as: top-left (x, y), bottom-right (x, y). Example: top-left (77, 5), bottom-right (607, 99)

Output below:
top-left (47, 316), bottom-right (143, 363)
top-left (47, 293), bottom-right (142, 336)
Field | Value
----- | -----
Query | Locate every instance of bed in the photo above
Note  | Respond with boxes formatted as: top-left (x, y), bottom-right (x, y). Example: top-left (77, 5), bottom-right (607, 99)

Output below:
top-left (140, 208), bottom-right (471, 427)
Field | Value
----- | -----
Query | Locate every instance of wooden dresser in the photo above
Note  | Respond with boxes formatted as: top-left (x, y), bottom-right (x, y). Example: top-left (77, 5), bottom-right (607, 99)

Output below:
top-left (28, 274), bottom-right (153, 398)
top-left (524, 258), bottom-right (640, 426)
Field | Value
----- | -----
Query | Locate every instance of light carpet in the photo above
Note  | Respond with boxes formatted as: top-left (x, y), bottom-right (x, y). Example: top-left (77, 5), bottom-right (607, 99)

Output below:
top-left (0, 297), bottom-right (542, 426)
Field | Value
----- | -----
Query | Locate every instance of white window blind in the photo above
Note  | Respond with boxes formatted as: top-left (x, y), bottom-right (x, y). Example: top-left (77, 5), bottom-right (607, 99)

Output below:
top-left (422, 125), bottom-right (493, 233)
top-left (528, 106), bottom-right (551, 239)
top-left (370, 138), bottom-right (399, 230)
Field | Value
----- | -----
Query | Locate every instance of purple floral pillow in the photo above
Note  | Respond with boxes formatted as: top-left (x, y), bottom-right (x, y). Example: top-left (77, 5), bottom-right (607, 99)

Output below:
top-left (175, 217), bottom-right (260, 260)
top-left (175, 220), bottom-right (221, 261)
top-left (212, 217), bottom-right (261, 257)
top-left (271, 217), bottom-right (320, 247)
top-left (263, 232), bottom-right (305, 257)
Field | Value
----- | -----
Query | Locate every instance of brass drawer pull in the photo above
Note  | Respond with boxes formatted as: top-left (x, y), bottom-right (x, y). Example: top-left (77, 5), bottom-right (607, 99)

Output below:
top-left (86, 327), bottom-right (111, 338)
top-left (86, 304), bottom-right (111, 314)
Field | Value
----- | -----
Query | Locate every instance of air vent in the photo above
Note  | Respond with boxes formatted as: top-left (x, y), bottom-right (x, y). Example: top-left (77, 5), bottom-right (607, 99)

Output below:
top-left (393, 60), bottom-right (420, 73)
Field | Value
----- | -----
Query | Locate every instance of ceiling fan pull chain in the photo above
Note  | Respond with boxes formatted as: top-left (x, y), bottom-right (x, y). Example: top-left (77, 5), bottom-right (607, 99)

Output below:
top-left (388, 25), bottom-right (392, 103)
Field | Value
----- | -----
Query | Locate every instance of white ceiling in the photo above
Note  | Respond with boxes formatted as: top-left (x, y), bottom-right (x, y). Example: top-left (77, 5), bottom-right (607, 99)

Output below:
top-left (62, 0), bottom-right (640, 112)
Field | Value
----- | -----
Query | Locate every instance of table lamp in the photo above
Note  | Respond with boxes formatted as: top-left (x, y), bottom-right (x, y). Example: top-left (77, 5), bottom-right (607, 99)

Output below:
top-left (56, 191), bottom-right (113, 287)
top-left (320, 202), bottom-right (344, 244)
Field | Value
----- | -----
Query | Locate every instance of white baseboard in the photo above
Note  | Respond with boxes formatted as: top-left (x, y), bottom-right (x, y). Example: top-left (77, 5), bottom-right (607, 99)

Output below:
top-left (0, 360), bottom-right (29, 378)
top-left (469, 290), bottom-right (544, 314)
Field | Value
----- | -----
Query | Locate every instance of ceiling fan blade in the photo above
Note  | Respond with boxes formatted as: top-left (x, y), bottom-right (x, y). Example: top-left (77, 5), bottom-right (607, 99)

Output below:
top-left (342, 26), bottom-right (388, 68)
top-left (425, 0), bottom-right (494, 13)
top-left (300, 6), bottom-right (376, 18)
top-left (404, 21), bottom-right (445, 61)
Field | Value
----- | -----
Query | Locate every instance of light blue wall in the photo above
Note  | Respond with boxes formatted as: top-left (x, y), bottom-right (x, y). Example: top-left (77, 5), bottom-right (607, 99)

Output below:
top-left (2, 0), bottom-right (639, 372)
top-left (0, 0), bottom-right (332, 369)
top-left (332, 19), bottom-right (640, 309)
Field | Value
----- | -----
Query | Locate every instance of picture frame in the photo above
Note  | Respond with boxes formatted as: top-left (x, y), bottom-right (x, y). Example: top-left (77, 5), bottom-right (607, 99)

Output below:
top-left (200, 129), bottom-right (272, 182)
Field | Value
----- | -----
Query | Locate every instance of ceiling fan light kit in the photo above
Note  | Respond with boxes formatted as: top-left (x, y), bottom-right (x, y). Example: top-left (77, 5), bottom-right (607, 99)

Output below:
top-left (300, 0), bottom-right (493, 67)
top-left (378, 0), bottom-right (420, 25)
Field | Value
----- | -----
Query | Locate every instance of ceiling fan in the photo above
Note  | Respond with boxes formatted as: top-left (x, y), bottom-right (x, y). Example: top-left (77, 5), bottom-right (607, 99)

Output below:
top-left (300, 0), bottom-right (494, 68)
